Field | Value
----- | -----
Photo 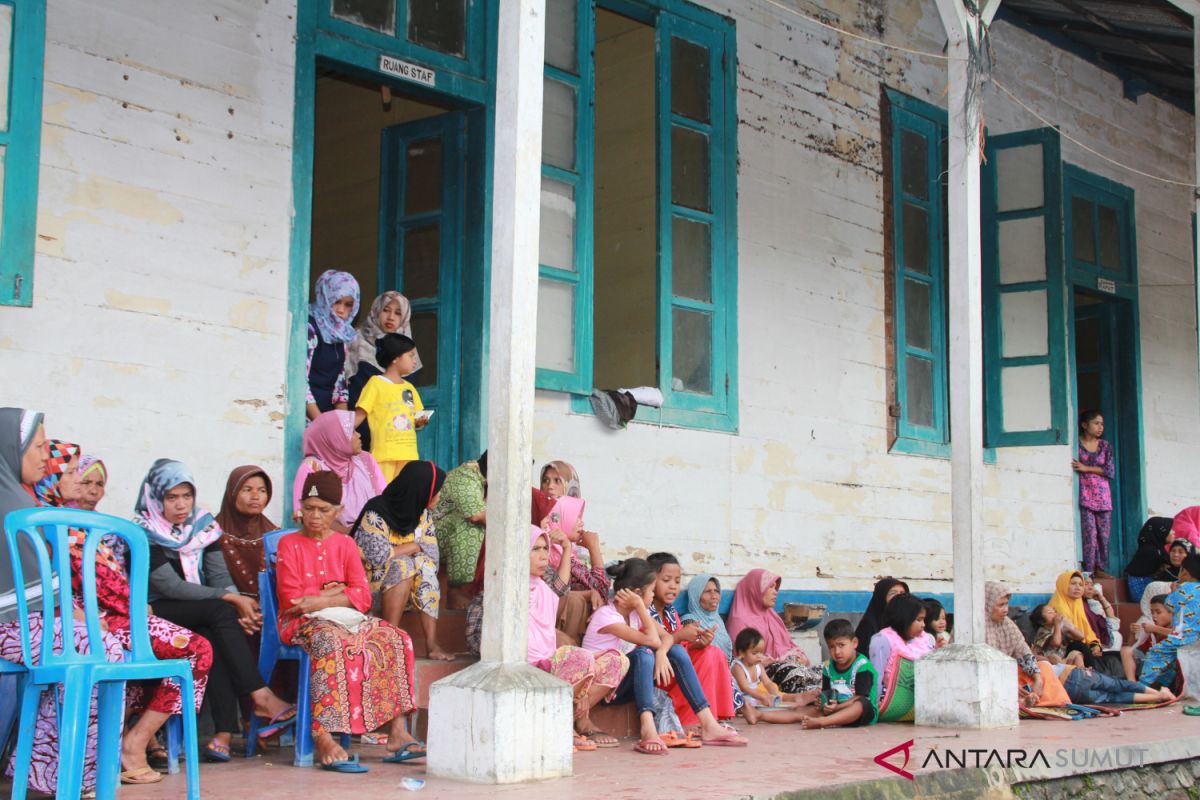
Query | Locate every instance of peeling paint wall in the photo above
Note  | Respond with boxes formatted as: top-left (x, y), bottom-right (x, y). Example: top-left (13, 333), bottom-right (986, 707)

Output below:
top-left (0, 0), bottom-right (297, 519)
top-left (532, 0), bottom-right (1199, 596)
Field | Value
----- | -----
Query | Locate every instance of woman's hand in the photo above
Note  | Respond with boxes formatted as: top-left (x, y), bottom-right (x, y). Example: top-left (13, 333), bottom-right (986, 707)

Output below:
top-left (654, 651), bottom-right (674, 687)
top-left (393, 542), bottom-right (421, 558)
top-left (587, 589), bottom-right (604, 611)
top-left (281, 595), bottom-right (326, 619)
top-left (694, 626), bottom-right (716, 647)
top-left (675, 621), bottom-right (700, 644)
top-left (225, 593), bottom-right (263, 634)
top-left (547, 527), bottom-right (570, 551)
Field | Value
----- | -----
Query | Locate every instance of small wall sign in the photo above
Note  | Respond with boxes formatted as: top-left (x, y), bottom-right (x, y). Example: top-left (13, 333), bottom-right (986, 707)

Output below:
top-left (1096, 277), bottom-right (1116, 294)
top-left (379, 54), bottom-right (436, 87)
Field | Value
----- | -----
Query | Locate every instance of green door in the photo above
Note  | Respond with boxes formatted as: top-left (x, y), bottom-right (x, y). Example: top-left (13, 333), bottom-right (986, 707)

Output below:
top-left (378, 112), bottom-right (464, 471)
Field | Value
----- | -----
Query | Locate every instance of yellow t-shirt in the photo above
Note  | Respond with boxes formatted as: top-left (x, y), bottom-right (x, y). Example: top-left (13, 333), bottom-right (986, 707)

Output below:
top-left (357, 375), bottom-right (423, 462)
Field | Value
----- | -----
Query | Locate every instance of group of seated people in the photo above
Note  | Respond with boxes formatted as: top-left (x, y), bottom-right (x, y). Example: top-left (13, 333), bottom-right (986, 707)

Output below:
top-left (4, 403), bottom-right (1200, 794)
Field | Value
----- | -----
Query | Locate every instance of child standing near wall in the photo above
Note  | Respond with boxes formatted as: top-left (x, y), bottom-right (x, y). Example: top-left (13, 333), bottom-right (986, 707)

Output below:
top-left (1073, 409), bottom-right (1116, 577)
top-left (355, 333), bottom-right (428, 482)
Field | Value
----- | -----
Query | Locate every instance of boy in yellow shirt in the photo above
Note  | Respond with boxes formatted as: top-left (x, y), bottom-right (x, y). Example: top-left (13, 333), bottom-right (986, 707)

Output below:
top-left (355, 333), bottom-right (428, 481)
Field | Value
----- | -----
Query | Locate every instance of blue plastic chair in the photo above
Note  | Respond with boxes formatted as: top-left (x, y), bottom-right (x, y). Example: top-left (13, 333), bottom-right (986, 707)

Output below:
top-left (3, 507), bottom-right (201, 800)
top-left (245, 528), bottom-right (348, 766)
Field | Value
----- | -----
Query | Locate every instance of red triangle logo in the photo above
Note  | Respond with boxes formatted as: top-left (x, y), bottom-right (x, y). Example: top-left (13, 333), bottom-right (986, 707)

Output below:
top-left (873, 739), bottom-right (915, 780)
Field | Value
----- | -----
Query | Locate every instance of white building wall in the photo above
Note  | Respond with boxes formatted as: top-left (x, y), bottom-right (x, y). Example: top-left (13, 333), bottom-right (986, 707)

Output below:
top-left (0, 0), bottom-right (298, 516)
top-left (532, 0), bottom-right (1200, 596)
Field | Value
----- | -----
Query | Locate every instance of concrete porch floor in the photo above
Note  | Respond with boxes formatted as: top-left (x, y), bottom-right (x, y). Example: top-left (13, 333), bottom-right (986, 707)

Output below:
top-left (80, 704), bottom-right (1200, 799)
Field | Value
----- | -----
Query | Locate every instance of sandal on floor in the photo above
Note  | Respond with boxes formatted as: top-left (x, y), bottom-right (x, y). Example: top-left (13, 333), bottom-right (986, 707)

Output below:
top-left (202, 741), bottom-right (232, 763)
top-left (146, 743), bottom-right (169, 770)
top-left (573, 735), bottom-right (597, 752)
top-left (702, 732), bottom-right (748, 747)
top-left (321, 754), bottom-right (369, 774)
top-left (659, 730), bottom-right (702, 749)
top-left (382, 742), bottom-right (427, 763)
top-left (256, 705), bottom-right (298, 739)
top-left (119, 767), bottom-right (164, 785)
top-left (578, 729), bottom-right (620, 748)
top-left (634, 739), bottom-right (668, 756)
top-left (1184, 706), bottom-right (1200, 716)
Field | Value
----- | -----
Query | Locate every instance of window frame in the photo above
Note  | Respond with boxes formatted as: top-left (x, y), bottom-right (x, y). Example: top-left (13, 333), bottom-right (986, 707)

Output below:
top-left (883, 89), bottom-right (950, 457)
top-left (552, 0), bottom-right (739, 433)
top-left (0, 0), bottom-right (46, 308)
top-left (1063, 165), bottom-right (1136, 293)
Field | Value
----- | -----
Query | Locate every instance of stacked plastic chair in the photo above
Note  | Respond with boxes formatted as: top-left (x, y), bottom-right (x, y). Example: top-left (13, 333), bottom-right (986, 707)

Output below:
top-left (245, 528), bottom-right (348, 766)
top-left (3, 507), bottom-right (201, 800)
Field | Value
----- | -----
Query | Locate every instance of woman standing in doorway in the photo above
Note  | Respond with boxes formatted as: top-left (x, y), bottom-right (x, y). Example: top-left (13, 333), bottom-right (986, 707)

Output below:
top-left (1073, 409), bottom-right (1115, 577)
top-left (306, 269), bottom-right (361, 421)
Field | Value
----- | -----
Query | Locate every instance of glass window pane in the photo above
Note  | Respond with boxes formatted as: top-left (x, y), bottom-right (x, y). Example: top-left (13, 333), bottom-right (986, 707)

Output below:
top-left (410, 310), bottom-right (438, 387)
top-left (998, 216), bottom-right (1046, 284)
top-left (672, 308), bottom-right (712, 394)
top-left (403, 225), bottom-right (440, 299)
top-left (405, 137), bottom-right (442, 215)
top-left (1098, 205), bottom-right (1122, 271)
top-left (995, 144), bottom-right (1044, 213)
top-left (1072, 196), bottom-right (1096, 263)
top-left (671, 37), bottom-right (709, 123)
top-left (904, 279), bottom-right (932, 351)
top-left (904, 355), bottom-right (934, 428)
top-left (545, 0), bottom-right (576, 73)
top-left (671, 216), bottom-right (711, 302)
top-left (537, 278), bottom-right (576, 372)
top-left (1001, 364), bottom-right (1051, 431)
top-left (539, 177), bottom-right (575, 272)
top-left (0, 5), bottom-right (12, 132)
top-left (408, 0), bottom-right (466, 56)
top-left (542, 78), bottom-right (575, 171)
top-left (1000, 289), bottom-right (1048, 358)
top-left (901, 203), bottom-right (929, 275)
top-left (331, 0), bottom-right (394, 34)
top-left (671, 126), bottom-right (709, 212)
top-left (900, 130), bottom-right (929, 200)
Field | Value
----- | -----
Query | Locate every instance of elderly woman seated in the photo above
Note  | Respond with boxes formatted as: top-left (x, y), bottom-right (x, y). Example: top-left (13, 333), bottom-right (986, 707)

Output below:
top-left (276, 471), bottom-right (425, 769)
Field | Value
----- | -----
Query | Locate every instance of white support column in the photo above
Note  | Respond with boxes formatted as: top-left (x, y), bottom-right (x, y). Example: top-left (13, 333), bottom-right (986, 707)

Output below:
top-left (426, 0), bottom-right (573, 782)
top-left (1194, 24), bottom-right (1200, 411)
top-left (915, 0), bottom-right (1017, 729)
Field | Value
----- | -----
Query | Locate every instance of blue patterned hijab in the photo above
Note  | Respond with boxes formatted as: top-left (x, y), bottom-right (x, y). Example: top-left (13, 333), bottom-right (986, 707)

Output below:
top-left (132, 459), bottom-right (220, 583)
top-left (681, 573), bottom-right (733, 660)
top-left (309, 269), bottom-right (361, 344)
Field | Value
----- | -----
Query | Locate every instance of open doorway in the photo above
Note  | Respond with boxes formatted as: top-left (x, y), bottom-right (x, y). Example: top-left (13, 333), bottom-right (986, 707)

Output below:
top-left (1072, 290), bottom-right (1143, 573)
top-left (308, 70), bottom-right (472, 469)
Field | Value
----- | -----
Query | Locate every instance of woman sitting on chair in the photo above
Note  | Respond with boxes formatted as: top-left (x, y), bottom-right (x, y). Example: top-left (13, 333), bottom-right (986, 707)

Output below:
top-left (277, 471), bottom-right (423, 770)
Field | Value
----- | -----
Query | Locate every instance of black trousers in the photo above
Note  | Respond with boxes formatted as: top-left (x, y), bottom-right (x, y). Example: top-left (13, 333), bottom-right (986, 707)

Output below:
top-left (153, 597), bottom-right (265, 733)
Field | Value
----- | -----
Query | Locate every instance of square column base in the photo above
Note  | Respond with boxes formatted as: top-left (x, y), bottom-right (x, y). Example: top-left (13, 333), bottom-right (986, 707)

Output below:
top-left (914, 643), bottom-right (1019, 729)
top-left (426, 661), bottom-right (573, 783)
top-left (1177, 644), bottom-right (1200, 701)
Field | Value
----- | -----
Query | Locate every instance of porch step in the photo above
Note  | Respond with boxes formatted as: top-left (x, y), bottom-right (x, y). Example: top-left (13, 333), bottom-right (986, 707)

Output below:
top-left (408, 654), bottom-right (476, 741)
top-left (1095, 576), bottom-right (1129, 603)
top-left (399, 607), bottom-right (469, 659)
top-left (1114, 600), bottom-right (1142, 642)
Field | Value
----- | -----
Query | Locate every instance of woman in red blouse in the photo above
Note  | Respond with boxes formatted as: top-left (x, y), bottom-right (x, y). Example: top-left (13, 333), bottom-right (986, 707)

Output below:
top-left (277, 471), bottom-right (421, 769)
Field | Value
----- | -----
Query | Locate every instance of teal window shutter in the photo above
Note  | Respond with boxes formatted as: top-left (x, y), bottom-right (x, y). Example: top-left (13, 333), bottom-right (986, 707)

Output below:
top-left (535, 0), bottom-right (594, 394)
top-left (0, 0), bottom-right (46, 308)
top-left (982, 129), bottom-right (1068, 447)
top-left (885, 90), bottom-right (949, 454)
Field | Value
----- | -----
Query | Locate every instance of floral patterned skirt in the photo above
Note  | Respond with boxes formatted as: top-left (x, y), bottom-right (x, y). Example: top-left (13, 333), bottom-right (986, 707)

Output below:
top-left (537, 646), bottom-right (628, 718)
top-left (294, 616), bottom-right (416, 735)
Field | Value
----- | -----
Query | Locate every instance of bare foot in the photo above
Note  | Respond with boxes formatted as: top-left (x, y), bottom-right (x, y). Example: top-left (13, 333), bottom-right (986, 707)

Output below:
top-left (315, 732), bottom-right (350, 766)
top-left (800, 715), bottom-right (828, 729)
top-left (740, 706), bottom-right (760, 725)
top-left (427, 647), bottom-right (456, 662)
top-left (1159, 688), bottom-right (1176, 702)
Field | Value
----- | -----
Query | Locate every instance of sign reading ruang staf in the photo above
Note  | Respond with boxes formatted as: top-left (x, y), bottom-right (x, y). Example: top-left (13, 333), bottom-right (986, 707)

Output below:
top-left (378, 54), bottom-right (436, 87)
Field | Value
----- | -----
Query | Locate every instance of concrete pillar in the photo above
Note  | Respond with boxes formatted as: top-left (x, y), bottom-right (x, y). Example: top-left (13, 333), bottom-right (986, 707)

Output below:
top-left (1178, 644), bottom-right (1200, 702)
top-left (425, 0), bottom-right (573, 782)
top-left (921, 0), bottom-right (1016, 729)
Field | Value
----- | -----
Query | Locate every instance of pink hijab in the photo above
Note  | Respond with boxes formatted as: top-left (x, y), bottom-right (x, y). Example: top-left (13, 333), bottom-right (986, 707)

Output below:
top-left (527, 525), bottom-right (559, 665)
top-left (301, 410), bottom-right (378, 526)
top-left (546, 495), bottom-right (585, 567)
top-left (726, 568), bottom-right (793, 660)
top-left (1172, 507), bottom-right (1200, 551)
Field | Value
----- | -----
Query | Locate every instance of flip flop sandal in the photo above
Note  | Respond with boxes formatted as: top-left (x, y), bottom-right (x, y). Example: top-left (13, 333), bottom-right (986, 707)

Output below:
top-left (581, 730), bottom-right (620, 748)
top-left (573, 735), bottom-right (598, 752)
top-left (659, 731), bottom-right (702, 749)
top-left (1183, 706), bottom-right (1200, 716)
top-left (257, 706), bottom-right (299, 739)
top-left (633, 739), bottom-right (669, 756)
top-left (119, 767), bottom-right (164, 785)
top-left (702, 733), bottom-right (748, 747)
top-left (202, 741), bottom-right (232, 763)
top-left (321, 754), bottom-right (370, 774)
top-left (382, 742), bottom-right (428, 763)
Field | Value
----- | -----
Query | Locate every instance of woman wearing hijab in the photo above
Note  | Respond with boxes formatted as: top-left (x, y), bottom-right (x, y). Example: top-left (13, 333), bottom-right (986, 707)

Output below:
top-left (983, 582), bottom-right (1051, 708)
top-left (351, 460), bottom-right (453, 661)
top-left (726, 568), bottom-right (822, 694)
top-left (0, 409), bottom-right (128, 794)
top-left (680, 574), bottom-right (734, 662)
top-left (34, 447), bottom-right (214, 782)
top-left (292, 409), bottom-right (387, 531)
top-left (435, 452), bottom-right (488, 597)
top-left (217, 466), bottom-right (277, 600)
top-left (306, 269), bottom-right (361, 421)
top-left (854, 577), bottom-right (910, 657)
top-left (345, 291), bottom-right (422, 449)
top-left (277, 471), bottom-right (422, 769)
top-left (133, 458), bottom-right (295, 762)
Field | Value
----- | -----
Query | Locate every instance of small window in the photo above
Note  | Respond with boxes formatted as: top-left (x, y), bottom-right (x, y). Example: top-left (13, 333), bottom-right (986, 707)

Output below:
top-left (0, 0), bottom-right (46, 308)
top-left (884, 90), bottom-right (949, 454)
top-left (1064, 166), bottom-right (1134, 286)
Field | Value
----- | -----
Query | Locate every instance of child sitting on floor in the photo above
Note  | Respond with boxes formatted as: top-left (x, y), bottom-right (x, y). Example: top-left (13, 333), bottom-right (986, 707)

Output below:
top-left (802, 619), bottom-right (878, 729)
top-left (731, 628), bottom-right (812, 724)
top-left (1121, 590), bottom-right (1174, 682)
top-left (1031, 604), bottom-right (1086, 667)
top-left (923, 598), bottom-right (951, 647)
